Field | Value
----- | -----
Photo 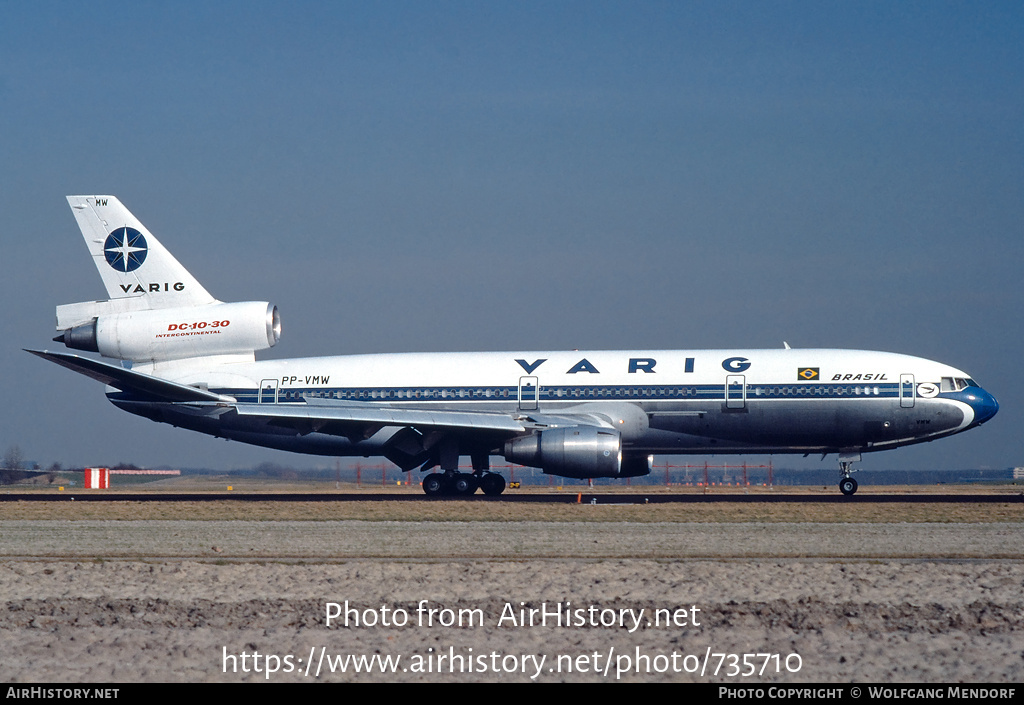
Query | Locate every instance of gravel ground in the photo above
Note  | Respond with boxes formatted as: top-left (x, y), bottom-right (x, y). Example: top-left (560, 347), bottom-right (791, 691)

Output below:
top-left (1, 520), bottom-right (1022, 683)
top-left (0, 520), bottom-right (1021, 559)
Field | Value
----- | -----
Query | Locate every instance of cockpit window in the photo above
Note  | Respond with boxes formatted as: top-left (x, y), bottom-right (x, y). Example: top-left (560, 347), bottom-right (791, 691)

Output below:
top-left (941, 377), bottom-right (975, 392)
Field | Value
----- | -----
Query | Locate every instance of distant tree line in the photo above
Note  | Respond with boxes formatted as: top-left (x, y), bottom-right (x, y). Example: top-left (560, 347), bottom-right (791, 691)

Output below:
top-left (1, 445), bottom-right (61, 485)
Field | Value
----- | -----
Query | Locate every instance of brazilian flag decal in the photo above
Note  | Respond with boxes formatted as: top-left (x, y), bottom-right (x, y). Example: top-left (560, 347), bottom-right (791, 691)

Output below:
top-left (798, 368), bottom-right (819, 381)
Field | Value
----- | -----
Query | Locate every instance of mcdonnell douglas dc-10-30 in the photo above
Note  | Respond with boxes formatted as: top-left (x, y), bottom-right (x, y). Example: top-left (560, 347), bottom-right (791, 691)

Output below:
top-left (30, 196), bottom-right (998, 496)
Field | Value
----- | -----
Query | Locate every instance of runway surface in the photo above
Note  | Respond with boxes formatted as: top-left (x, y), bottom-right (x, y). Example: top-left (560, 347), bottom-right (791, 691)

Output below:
top-left (2, 491), bottom-right (1021, 502)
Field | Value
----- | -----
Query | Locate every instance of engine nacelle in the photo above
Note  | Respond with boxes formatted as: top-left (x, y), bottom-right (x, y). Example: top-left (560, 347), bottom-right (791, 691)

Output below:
top-left (504, 426), bottom-right (639, 479)
top-left (619, 453), bottom-right (654, 478)
top-left (57, 301), bottom-right (281, 362)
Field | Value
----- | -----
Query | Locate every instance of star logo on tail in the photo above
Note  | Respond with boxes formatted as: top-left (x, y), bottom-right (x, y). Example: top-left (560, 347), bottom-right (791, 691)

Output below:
top-left (104, 227), bottom-right (148, 272)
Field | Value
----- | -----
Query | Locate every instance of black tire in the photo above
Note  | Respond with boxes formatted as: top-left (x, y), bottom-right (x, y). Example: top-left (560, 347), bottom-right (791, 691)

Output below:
top-left (452, 473), bottom-right (477, 496)
top-left (423, 473), bottom-right (445, 496)
top-left (839, 477), bottom-right (858, 496)
top-left (480, 473), bottom-right (506, 496)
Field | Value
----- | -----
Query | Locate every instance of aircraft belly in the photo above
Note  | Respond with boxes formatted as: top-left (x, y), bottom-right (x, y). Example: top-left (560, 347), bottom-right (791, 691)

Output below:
top-left (111, 390), bottom-right (968, 461)
top-left (648, 398), bottom-right (966, 450)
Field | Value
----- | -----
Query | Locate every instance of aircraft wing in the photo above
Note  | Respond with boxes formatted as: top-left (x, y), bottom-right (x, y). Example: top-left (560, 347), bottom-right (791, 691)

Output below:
top-left (231, 400), bottom-right (528, 435)
top-left (230, 397), bottom-right (534, 471)
top-left (229, 397), bottom-right (623, 471)
top-left (26, 349), bottom-right (562, 436)
top-left (26, 349), bottom-right (234, 403)
top-left (28, 348), bottom-right (609, 471)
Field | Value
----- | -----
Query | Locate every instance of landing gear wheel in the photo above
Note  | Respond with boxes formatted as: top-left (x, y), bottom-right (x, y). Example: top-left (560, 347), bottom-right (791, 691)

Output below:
top-left (422, 473), bottom-right (446, 496)
top-left (480, 473), bottom-right (506, 496)
top-left (837, 455), bottom-right (860, 496)
top-left (839, 477), bottom-right (858, 496)
top-left (451, 473), bottom-right (477, 496)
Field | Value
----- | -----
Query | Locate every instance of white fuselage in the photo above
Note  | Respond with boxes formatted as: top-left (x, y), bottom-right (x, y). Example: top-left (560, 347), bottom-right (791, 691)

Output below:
top-left (115, 347), bottom-right (993, 458)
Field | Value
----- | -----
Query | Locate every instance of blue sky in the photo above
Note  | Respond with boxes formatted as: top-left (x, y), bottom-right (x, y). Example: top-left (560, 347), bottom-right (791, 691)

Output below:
top-left (2, 1), bottom-right (1021, 471)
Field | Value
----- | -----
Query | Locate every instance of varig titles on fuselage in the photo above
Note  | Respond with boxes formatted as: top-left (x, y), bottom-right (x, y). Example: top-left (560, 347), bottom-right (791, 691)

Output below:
top-left (269, 355), bottom-right (893, 386)
top-left (515, 357), bottom-right (697, 375)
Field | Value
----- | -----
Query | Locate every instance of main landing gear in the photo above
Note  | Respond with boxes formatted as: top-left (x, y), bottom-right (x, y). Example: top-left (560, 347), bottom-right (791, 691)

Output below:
top-left (422, 471), bottom-right (506, 497)
top-left (837, 453), bottom-right (861, 496)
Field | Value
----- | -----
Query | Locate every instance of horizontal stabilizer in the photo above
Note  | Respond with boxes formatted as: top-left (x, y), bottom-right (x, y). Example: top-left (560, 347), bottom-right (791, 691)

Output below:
top-left (26, 349), bottom-right (233, 403)
top-left (56, 297), bottom-right (157, 331)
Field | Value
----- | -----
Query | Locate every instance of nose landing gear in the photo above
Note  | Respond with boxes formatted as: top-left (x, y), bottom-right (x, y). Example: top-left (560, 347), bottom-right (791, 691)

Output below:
top-left (837, 452), bottom-right (861, 496)
top-left (839, 475), bottom-right (858, 496)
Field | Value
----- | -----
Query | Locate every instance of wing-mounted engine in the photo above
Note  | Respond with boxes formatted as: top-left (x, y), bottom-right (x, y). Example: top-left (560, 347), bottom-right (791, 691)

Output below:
top-left (503, 426), bottom-right (652, 479)
top-left (55, 300), bottom-right (281, 363)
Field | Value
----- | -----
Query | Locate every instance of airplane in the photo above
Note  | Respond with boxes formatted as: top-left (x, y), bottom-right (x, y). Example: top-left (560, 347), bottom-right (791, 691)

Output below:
top-left (29, 196), bottom-right (999, 496)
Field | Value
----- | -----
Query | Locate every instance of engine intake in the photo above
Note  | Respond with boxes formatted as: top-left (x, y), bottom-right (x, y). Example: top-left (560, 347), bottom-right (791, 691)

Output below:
top-left (504, 426), bottom-right (647, 479)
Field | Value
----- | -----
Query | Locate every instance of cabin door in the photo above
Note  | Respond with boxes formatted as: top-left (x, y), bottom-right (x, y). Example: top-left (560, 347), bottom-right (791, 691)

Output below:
top-left (726, 375), bottom-right (746, 409)
top-left (900, 374), bottom-right (915, 408)
top-left (258, 379), bottom-right (278, 404)
top-left (518, 376), bottom-right (539, 411)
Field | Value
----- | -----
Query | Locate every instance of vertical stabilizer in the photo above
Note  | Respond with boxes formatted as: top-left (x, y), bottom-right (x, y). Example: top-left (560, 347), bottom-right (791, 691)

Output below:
top-left (66, 196), bottom-right (218, 309)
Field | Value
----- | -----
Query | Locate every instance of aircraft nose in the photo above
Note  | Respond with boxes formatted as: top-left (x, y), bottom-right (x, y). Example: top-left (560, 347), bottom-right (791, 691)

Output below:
top-left (965, 386), bottom-right (999, 426)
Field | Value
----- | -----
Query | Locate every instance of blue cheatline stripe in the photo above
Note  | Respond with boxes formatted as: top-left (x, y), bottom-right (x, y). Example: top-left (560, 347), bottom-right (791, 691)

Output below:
top-left (175, 382), bottom-right (905, 406)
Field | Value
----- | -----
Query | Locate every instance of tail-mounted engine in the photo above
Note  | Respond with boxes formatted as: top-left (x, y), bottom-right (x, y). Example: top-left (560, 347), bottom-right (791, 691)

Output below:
top-left (55, 301), bottom-right (281, 363)
top-left (503, 426), bottom-right (652, 479)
